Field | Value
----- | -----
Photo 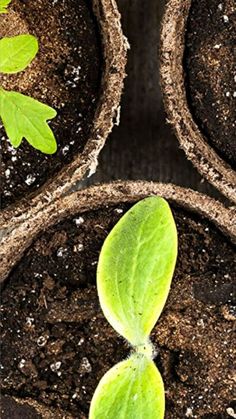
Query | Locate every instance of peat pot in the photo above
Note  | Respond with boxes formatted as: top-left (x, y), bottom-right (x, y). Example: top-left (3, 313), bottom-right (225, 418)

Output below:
top-left (0, 0), bottom-right (127, 230)
top-left (160, 0), bottom-right (236, 202)
top-left (1, 181), bottom-right (236, 418)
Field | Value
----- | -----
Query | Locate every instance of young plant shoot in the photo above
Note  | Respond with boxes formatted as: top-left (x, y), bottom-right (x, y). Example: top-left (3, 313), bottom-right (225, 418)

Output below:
top-left (0, 0), bottom-right (57, 154)
top-left (89, 196), bottom-right (178, 419)
top-left (0, 0), bottom-right (12, 14)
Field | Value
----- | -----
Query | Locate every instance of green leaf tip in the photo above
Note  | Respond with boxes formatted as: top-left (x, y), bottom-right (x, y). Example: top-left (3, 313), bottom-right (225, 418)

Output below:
top-left (0, 34), bottom-right (38, 74)
top-left (90, 197), bottom-right (177, 418)
top-left (0, 89), bottom-right (57, 154)
top-left (97, 196), bottom-right (178, 347)
top-left (0, 0), bottom-right (12, 13)
top-left (89, 354), bottom-right (165, 419)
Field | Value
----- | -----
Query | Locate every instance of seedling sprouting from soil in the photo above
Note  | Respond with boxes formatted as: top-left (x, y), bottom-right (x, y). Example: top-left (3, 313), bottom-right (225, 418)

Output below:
top-left (89, 197), bottom-right (178, 419)
top-left (0, 0), bottom-right (57, 154)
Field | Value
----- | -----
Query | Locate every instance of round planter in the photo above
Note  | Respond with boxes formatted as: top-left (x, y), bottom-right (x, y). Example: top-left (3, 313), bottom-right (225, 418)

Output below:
top-left (160, 0), bottom-right (236, 203)
top-left (0, 0), bottom-right (128, 231)
top-left (1, 181), bottom-right (235, 418)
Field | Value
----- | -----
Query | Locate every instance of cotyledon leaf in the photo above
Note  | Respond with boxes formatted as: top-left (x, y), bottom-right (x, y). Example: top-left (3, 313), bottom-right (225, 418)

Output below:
top-left (97, 197), bottom-right (178, 347)
top-left (0, 34), bottom-right (38, 74)
top-left (0, 0), bottom-right (11, 13)
top-left (0, 89), bottom-right (57, 154)
top-left (89, 353), bottom-right (165, 419)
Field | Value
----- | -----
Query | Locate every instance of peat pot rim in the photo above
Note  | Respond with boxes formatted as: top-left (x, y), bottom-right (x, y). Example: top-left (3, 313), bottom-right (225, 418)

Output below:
top-left (0, 0), bottom-right (128, 231)
top-left (1, 180), bottom-right (236, 284)
top-left (160, 0), bottom-right (236, 203)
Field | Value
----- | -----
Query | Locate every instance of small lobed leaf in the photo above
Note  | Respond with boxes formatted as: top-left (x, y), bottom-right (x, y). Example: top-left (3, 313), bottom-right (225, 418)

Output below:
top-left (0, 0), bottom-right (11, 13)
top-left (0, 34), bottom-right (38, 74)
top-left (0, 89), bottom-right (57, 154)
top-left (89, 353), bottom-right (165, 419)
top-left (97, 197), bottom-right (177, 347)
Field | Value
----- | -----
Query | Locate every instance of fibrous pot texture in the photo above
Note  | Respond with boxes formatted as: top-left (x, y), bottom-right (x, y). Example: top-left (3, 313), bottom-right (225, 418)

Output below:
top-left (0, 0), bottom-right (128, 230)
top-left (1, 181), bottom-right (235, 418)
top-left (160, 0), bottom-right (236, 203)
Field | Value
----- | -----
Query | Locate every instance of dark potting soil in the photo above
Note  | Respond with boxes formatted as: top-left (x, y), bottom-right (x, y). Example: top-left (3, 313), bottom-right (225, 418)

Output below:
top-left (184, 0), bottom-right (236, 169)
top-left (0, 0), bottom-right (102, 209)
top-left (1, 202), bottom-right (236, 418)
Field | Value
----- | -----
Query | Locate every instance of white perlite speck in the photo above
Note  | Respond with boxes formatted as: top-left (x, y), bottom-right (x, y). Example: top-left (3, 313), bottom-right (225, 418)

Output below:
top-left (37, 336), bottom-right (47, 347)
top-left (25, 174), bottom-right (36, 185)
top-left (74, 217), bottom-right (84, 226)
top-left (57, 247), bottom-right (67, 257)
top-left (26, 317), bottom-right (34, 326)
top-left (78, 338), bottom-right (85, 346)
top-left (223, 15), bottom-right (229, 23)
top-left (186, 407), bottom-right (193, 417)
top-left (79, 357), bottom-right (92, 373)
top-left (114, 208), bottom-right (124, 214)
top-left (226, 407), bottom-right (236, 418)
top-left (62, 145), bottom-right (70, 155)
top-left (74, 243), bottom-right (84, 252)
top-left (18, 359), bottom-right (26, 369)
top-left (50, 361), bottom-right (61, 372)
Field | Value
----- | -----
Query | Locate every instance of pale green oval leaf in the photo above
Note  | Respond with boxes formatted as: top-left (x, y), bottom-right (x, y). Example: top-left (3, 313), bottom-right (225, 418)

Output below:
top-left (0, 0), bottom-right (12, 13)
top-left (97, 197), bottom-right (177, 347)
top-left (89, 354), bottom-right (165, 419)
top-left (0, 34), bottom-right (38, 74)
top-left (0, 89), bottom-right (57, 154)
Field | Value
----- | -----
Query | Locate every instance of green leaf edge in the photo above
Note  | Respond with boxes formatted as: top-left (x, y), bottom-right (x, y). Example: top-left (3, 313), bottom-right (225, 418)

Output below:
top-left (97, 196), bottom-right (178, 346)
top-left (89, 354), bottom-right (165, 419)
top-left (0, 34), bottom-right (39, 74)
top-left (0, 89), bottom-right (57, 154)
top-left (90, 198), bottom-right (178, 418)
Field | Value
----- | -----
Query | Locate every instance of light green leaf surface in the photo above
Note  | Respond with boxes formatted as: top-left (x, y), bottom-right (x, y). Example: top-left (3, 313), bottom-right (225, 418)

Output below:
top-left (97, 197), bottom-right (177, 347)
top-left (0, 34), bottom-right (38, 74)
top-left (89, 354), bottom-right (165, 419)
top-left (0, 89), bottom-right (57, 154)
top-left (0, 0), bottom-right (11, 13)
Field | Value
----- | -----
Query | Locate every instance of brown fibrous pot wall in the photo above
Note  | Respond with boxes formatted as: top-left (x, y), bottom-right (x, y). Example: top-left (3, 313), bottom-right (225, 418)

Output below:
top-left (0, 0), bottom-right (128, 231)
top-left (160, 0), bottom-right (236, 203)
top-left (1, 181), bottom-right (235, 284)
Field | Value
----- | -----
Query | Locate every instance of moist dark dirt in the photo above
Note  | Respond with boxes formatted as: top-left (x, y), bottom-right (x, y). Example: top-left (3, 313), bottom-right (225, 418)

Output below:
top-left (0, 0), bottom-right (102, 209)
top-left (185, 0), bottom-right (236, 169)
top-left (1, 202), bottom-right (235, 418)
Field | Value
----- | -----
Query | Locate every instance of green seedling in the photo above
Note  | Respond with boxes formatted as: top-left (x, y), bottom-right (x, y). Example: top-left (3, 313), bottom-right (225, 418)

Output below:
top-left (0, 0), bottom-right (11, 13)
top-left (0, 1), bottom-right (57, 154)
top-left (89, 196), bottom-right (178, 419)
